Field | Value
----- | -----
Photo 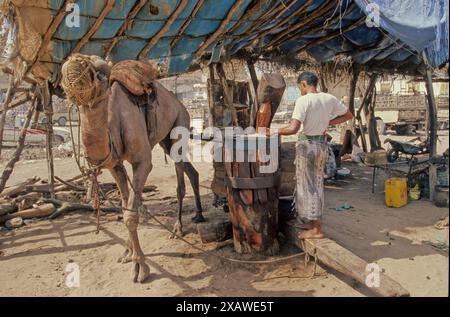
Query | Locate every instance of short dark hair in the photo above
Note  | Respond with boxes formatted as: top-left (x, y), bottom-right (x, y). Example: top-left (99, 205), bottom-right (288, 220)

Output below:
top-left (297, 72), bottom-right (319, 87)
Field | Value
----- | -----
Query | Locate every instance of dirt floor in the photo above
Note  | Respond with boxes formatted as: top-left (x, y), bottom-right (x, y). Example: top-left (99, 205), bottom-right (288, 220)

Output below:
top-left (0, 130), bottom-right (448, 297)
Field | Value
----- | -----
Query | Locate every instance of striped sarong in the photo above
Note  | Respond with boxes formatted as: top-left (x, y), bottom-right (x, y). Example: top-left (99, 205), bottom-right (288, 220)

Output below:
top-left (294, 140), bottom-right (328, 221)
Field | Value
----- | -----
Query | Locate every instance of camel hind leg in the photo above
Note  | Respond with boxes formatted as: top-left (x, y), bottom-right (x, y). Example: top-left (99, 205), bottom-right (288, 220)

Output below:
top-left (160, 137), bottom-right (205, 229)
top-left (184, 161), bottom-right (204, 223)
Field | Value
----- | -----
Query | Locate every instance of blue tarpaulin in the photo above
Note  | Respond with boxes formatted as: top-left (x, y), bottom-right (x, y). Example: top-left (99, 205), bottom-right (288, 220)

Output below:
top-left (5, 0), bottom-right (449, 80)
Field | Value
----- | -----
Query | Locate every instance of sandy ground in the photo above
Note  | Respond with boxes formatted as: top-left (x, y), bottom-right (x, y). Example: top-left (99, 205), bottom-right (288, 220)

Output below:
top-left (0, 130), bottom-right (448, 297)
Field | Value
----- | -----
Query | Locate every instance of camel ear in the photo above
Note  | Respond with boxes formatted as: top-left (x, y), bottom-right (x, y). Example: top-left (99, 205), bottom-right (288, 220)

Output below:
top-left (89, 55), bottom-right (111, 77)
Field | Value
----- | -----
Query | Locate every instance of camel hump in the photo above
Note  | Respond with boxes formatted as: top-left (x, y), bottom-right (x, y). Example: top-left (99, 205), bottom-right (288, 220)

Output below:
top-left (110, 60), bottom-right (158, 96)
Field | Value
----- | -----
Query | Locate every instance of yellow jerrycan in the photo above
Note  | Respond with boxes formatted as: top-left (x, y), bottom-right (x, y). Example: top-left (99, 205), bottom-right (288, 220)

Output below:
top-left (385, 178), bottom-right (408, 208)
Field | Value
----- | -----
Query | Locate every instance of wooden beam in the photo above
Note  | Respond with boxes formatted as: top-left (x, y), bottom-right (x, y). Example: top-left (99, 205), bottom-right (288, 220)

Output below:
top-left (71, 0), bottom-right (116, 54)
top-left (265, 0), bottom-right (336, 48)
top-left (282, 220), bottom-right (410, 297)
top-left (276, 1), bottom-right (356, 48)
top-left (104, 0), bottom-right (147, 58)
top-left (2, 67), bottom-right (37, 85)
top-left (251, 0), bottom-right (313, 46)
top-left (245, 0), bottom-right (293, 35)
top-left (293, 17), bottom-right (366, 54)
top-left (26, 0), bottom-right (75, 75)
top-left (195, 0), bottom-right (246, 59)
top-left (170, 0), bottom-right (205, 49)
top-left (0, 95), bottom-right (32, 115)
top-left (138, 0), bottom-right (189, 60)
top-left (226, 0), bottom-right (276, 36)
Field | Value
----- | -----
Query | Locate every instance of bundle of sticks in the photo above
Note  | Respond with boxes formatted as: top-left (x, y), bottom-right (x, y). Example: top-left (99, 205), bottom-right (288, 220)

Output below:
top-left (0, 175), bottom-right (156, 228)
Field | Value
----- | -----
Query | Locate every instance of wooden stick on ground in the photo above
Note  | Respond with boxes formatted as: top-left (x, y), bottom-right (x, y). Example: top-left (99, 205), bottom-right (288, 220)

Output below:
top-left (55, 176), bottom-right (85, 192)
top-left (42, 198), bottom-right (121, 220)
top-left (0, 203), bottom-right (56, 223)
top-left (0, 177), bottom-right (40, 198)
top-left (282, 220), bottom-right (410, 297)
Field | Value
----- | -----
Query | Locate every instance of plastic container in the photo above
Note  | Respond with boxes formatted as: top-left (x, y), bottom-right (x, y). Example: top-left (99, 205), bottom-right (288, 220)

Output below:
top-left (385, 178), bottom-right (408, 208)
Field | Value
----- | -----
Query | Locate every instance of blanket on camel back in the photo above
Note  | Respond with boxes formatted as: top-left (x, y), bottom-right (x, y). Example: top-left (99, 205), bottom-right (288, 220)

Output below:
top-left (109, 60), bottom-right (158, 96)
top-left (61, 54), bottom-right (160, 140)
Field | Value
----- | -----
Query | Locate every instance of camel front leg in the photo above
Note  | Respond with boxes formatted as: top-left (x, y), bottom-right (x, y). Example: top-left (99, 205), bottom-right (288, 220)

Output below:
top-left (110, 164), bottom-right (133, 264)
top-left (124, 160), bottom-right (152, 283)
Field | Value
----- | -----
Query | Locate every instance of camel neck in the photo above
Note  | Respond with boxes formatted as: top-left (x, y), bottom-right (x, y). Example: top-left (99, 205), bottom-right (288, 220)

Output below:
top-left (80, 98), bottom-right (111, 163)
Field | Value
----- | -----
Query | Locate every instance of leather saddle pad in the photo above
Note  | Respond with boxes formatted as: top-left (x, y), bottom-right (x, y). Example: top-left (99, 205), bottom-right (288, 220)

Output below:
top-left (110, 60), bottom-right (158, 96)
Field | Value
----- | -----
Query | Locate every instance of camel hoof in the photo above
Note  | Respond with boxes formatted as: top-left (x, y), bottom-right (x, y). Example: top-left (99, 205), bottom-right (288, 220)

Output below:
top-left (131, 261), bottom-right (150, 283)
top-left (170, 222), bottom-right (183, 239)
top-left (191, 213), bottom-right (205, 224)
top-left (117, 249), bottom-right (132, 264)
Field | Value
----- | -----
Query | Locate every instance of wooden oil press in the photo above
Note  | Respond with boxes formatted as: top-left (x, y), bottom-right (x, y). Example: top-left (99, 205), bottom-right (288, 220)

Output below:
top-left (206, 63), bottom-right (286, 255)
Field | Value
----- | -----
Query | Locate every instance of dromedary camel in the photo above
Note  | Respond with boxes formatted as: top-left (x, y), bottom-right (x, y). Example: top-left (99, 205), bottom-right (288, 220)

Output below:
top-left (61, 54), bottom-right (204, 283)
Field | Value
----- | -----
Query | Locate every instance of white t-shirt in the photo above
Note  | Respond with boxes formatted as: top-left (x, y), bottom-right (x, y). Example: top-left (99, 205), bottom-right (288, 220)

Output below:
top-left (291, 92), bottom-right (348, 135)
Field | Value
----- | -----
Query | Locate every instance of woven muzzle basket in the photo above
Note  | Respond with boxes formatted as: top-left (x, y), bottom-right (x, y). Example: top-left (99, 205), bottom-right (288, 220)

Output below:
top-left (61, 54), bottom-right (100, 106)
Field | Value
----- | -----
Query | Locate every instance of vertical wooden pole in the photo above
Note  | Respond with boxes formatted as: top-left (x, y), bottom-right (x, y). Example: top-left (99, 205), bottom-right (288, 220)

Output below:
top-left (246, 60), bottom-right (259, 128)
top-left (0, 93), bottom-right (37, 193)
top-left (357, 73), bottom-right (378, 153)
top-left (348, 65), bottom-right (360, 116)
top-left (424, 67), bottom-right (438, 201)
top-left (0, 76), bottom-right (16, 159)
top-left (207, 64), bottom-right (216, 128)
top-left (43, 84), bottom-right (55, 198)
top-left (216, 63), bottom-right (239, 126)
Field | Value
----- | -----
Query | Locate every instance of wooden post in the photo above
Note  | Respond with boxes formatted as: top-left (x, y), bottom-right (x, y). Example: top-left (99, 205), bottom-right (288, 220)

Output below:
top-left (216, 63), bottom-right (239, 126)
top-left (207, 64), bottom-right (216, 128)
top-left (0, 94), bottom-right (37, 194)
top-left (43, 84), bottom-right (55, 198)
top-left (246, 60), bottom-right (259, 128)
top-left (0, 76), bottom-right (16, 159)
top-left (424, 67), bottom-right (438, 201)
top-left (356, 73), bottom-right (378, 153)
top-left (365, 87), bottom-right (382, 151)
top-left (348, 65), bottom-right (360, 116)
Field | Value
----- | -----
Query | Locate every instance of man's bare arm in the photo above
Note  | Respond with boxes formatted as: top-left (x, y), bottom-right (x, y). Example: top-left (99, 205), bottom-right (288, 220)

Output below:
top-left (276, 119), bottom-right (301, 136)
top-left (329, 110), bottom-right (353, 126)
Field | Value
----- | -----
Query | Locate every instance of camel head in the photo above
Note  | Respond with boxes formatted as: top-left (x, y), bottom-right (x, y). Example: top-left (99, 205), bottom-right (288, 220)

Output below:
top-left (61, 53), bottom-right (112, 108)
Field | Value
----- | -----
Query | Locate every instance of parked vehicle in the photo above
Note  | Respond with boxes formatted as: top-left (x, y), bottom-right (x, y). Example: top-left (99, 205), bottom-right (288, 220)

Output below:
top-left (2, 120), bottom-right (71, 146)
top-left (38, 106), bottom-right (79, 127)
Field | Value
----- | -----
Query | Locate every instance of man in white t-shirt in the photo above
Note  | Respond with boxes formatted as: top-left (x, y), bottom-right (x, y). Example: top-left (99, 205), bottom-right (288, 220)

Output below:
top-left (273, 72), bottom-right (353, 239)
